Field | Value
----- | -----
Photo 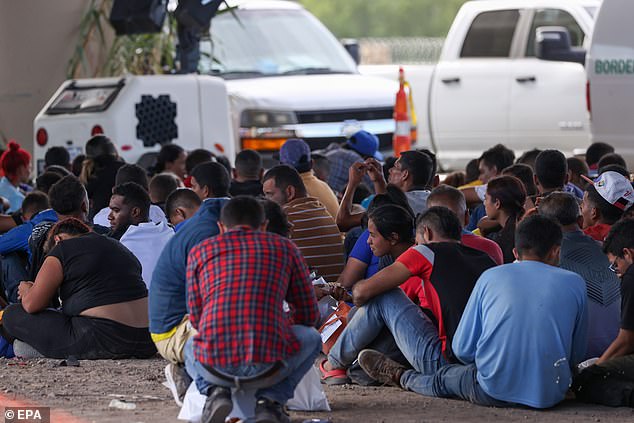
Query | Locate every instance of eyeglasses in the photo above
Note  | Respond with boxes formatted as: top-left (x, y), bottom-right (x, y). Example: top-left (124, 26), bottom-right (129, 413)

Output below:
top-left (609, 259), bottom-right (619, 273)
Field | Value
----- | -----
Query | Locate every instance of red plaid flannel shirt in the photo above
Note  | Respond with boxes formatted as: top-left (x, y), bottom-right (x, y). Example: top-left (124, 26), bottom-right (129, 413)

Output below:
top-left (186, 227), bottom-right (319, 368)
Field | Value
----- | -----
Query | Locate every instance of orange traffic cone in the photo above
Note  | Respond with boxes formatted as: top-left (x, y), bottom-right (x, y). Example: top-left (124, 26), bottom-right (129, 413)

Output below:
top-left (404, 80), bottom-right (417, 145)
top-left (393, 67), bottom-right (411, 157)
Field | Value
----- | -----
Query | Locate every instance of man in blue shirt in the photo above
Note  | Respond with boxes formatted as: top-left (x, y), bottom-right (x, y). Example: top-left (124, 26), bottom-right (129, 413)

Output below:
top-left (0, 192), bottom-right (56, 302)
top-left (164, 188), bottom-right (202, 231)
top-left (359, 215), bottom-right (588, 409)
top-left (149, 162), bottom-right (230, 404)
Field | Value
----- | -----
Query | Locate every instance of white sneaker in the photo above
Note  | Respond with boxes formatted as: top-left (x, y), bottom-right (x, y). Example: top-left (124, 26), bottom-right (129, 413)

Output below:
top-left (164, 363), bottom-right (192, 406)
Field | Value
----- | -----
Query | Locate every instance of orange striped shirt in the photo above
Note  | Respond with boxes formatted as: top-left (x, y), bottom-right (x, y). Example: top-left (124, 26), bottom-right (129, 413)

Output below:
top-left (284, 197), bottom-right (344, 283)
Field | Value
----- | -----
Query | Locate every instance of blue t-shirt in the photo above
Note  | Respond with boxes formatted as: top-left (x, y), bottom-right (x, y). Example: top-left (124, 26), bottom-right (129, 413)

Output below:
top-left (0, 177), bottom-right (24, 213)
top-left (149, 198), bottom-right (229, 335)
top-left (453, 261), bottom-right (588, 408)
top-left (560, 230), bottom-right (620, 358)
top-left (564, 182), bottom-right (584, 200)
top-left (466, 203), bottom-right (486, 231)
top-left (0, 208), bottom-right (58, 258)
top-left (349, 229), bottom-right (379, 278)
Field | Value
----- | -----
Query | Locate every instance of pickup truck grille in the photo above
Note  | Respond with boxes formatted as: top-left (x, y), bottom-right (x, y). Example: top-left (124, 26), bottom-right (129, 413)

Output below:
top-left (295, 107), bottom-right (393, 124)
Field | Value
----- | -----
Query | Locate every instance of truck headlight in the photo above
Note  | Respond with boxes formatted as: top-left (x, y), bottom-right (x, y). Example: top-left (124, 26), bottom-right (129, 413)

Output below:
top-left (239, 110), bottom-right (297, 151)
top-left (241, 110), bottom-right (297, 127)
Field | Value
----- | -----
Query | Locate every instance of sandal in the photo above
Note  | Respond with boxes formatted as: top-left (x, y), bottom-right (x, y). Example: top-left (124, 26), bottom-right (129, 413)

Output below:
top-left (319, 359), bottom-right (350, 385)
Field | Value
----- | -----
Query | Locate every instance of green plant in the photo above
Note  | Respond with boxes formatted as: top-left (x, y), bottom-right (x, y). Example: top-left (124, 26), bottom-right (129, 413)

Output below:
top-left (66, 0), bottom-right (177, 78)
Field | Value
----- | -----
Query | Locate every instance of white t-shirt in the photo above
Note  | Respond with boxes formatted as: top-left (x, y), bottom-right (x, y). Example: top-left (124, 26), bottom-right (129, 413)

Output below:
top-left (93, 204), bottom-right (168, 227)
top-left (119, 221), bottom-right (175, 288)
top-left (475, 184), bottom-right (487, 202)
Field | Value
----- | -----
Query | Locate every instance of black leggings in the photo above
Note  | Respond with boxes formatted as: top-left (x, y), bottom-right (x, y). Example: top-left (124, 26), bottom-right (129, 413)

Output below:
top-left (2, 304), bottom-right (156, 359)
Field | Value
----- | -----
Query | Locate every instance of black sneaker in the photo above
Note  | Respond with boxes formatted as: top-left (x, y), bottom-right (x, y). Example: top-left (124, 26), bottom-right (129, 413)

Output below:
top-left (202, 387), bottom-right (232, 423)
top-left (358, 349), bottom-right (406, 388)
top-left (165, 363), bottom-right (193, 405)
top-left (255, 397), bottom-right (290, 423)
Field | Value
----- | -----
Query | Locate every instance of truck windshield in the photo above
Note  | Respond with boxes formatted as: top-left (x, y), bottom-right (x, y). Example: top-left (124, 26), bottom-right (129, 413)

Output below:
top-left (200, 8), bottom-right (357, 78)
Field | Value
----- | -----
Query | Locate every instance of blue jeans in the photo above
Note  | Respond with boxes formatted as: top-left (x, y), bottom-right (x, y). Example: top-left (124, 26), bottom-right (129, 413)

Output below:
top-left (404, 363), bottom-right (512, 407)
top-left (328, 289), bottom-right (447, 379)
top-left (184, 325), bottom-right (321, 405)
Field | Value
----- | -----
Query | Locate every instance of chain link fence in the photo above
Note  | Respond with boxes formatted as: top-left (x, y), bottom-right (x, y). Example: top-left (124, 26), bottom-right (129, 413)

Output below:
top-left (359, 37), bottom-right (444, 65)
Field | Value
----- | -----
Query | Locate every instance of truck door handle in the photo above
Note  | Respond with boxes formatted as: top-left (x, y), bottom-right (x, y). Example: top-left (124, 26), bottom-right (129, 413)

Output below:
top-left (515, 76), bottom-right (536, 83)
top-left (441, 77), bottom-right (460, 84)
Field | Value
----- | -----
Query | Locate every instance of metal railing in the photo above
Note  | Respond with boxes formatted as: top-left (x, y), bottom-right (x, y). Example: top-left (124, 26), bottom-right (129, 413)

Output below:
top-left (359, 37), bottom-right (444, 65)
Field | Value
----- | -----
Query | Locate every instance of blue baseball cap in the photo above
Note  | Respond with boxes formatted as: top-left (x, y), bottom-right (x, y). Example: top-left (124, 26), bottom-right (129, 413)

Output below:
top-left (347, 130), bottom-right (383, 161)
top-left (279, 138), bottom-right (311, 169)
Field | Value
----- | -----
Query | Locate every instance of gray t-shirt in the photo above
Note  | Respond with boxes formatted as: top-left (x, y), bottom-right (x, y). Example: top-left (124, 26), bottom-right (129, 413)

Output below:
top-left (406, 190), bottom-right (431, 217)
top-left (560, 230), bottom-right (621, 358)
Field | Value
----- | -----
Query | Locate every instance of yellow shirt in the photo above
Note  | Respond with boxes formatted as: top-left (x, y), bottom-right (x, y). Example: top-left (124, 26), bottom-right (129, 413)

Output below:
top-left (458, 179), bottom-right (483, 189)
top-left (300, 171), bottom-right (340, 220)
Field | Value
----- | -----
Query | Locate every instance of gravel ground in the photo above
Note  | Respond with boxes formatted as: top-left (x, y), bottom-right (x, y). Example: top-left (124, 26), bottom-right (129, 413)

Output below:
top-left (1, 357), bottom-right (633, 422)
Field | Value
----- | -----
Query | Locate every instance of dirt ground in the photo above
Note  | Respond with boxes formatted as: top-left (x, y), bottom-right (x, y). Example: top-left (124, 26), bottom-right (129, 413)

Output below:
top-left (1, 357), bottom-right (634, 423)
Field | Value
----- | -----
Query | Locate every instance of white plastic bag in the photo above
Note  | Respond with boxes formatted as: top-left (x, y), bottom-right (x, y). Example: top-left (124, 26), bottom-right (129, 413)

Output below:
top-left (178, 382), bottom-right (205, 422)
top-left (177, 366), bottom-right (330, 421)
top-left (286, 367), bottom-right (331, 412)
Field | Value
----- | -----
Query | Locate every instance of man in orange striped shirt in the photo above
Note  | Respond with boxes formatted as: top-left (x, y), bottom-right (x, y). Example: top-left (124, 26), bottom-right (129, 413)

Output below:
top-left (263, 165), bottom-right (344, 283)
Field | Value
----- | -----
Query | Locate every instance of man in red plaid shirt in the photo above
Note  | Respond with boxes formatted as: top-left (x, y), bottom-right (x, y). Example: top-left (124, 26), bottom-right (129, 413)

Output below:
top-left (184, 196), bottom-right (321, 423)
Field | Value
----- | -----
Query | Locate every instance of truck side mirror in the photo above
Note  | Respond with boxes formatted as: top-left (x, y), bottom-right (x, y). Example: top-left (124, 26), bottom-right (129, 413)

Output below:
top-left (341, 39), bottom-right (360, 65)
top-left (535, 26), bottom-right (586, 65)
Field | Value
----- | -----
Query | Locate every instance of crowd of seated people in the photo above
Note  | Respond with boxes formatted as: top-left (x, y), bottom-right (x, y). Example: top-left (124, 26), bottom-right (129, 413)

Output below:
top-left (0, 133), bottom-right (633, 423)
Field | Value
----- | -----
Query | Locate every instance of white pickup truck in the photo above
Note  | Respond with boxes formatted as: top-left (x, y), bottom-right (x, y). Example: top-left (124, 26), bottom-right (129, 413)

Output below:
top-left (35, 0), bottom-right (604, 173)
top-left (33, 0), bottom-right (397, 171)
top-left (362, 0), bottom-right (600, 170)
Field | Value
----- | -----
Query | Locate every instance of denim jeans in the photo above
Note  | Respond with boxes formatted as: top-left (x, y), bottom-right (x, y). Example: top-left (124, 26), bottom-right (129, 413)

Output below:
top-left (402, 363), bottom-right (511, 407)
top-left (328, 289), bottom-right (447, 378)
top-left (184, 325), bottom-right (321, 405)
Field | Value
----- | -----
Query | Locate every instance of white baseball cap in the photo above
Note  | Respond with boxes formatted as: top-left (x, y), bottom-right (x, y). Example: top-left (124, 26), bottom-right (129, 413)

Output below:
top-left (582, 171), bottom-right (634, 210)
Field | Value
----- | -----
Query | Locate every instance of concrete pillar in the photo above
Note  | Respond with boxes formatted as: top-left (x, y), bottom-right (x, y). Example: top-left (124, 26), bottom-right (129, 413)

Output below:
top-left (0, 1), bottom-right (112, 154)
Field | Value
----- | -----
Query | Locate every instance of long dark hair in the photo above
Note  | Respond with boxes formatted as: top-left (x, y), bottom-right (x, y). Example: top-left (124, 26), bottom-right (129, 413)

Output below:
top-left (486, 175), bottom-right (526, 222)
top-left (486, 175), bottom-right (527, 263)
top-left (44, 218), bottom-right (91, 253)
top-left (155, 144), bottom-right (184, 174)
top-left (368, 204), bottom-right (415, 245)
